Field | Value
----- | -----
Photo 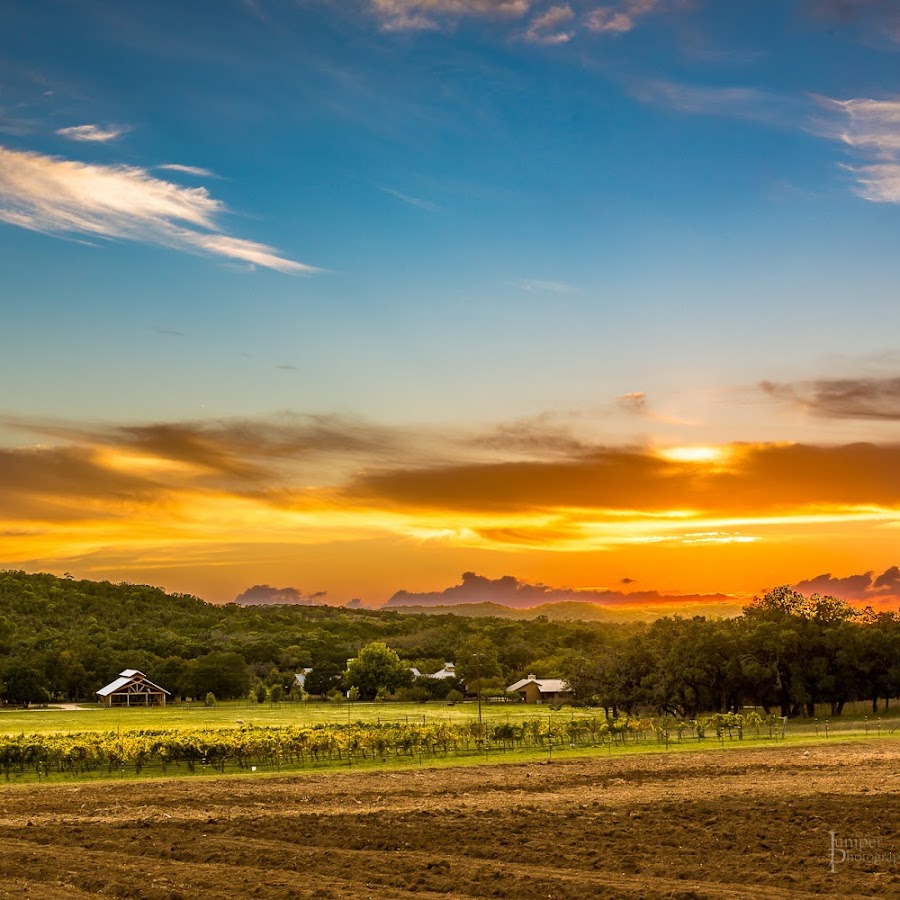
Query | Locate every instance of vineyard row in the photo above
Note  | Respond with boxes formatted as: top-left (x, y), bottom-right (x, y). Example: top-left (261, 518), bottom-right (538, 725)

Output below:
top-left (0, 712), bottom-right (783, 781)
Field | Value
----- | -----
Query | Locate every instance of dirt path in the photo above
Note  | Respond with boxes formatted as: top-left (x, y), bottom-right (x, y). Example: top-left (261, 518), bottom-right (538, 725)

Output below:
top-left (0, 740), bottom-right (897, 899)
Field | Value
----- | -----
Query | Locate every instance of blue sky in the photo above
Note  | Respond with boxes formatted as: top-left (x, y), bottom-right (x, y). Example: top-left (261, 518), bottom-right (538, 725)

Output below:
top-left (3, 1), bottom-right (900, 604)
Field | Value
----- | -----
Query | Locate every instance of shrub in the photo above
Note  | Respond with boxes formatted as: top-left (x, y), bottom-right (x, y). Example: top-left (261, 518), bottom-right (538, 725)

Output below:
top-left (396, 685), bottom-right (431, 703)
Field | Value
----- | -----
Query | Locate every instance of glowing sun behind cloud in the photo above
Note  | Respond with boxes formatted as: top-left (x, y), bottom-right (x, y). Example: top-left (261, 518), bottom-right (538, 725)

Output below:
top-left (2, 414), bottom-right (900, 604)
top-left (658, 446), bottom-right (729, 464)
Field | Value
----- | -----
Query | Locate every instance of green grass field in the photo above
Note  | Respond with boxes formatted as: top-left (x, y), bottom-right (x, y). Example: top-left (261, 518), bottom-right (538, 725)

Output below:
top-left (0, 698), bottom-right (600, 735)
top-left (2, 697), bottom-right (898, 737)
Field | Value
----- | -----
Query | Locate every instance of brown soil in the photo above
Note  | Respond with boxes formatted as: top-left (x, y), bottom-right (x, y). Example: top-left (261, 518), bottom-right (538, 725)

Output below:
top-left (0, 741), bottom-right (898, 899)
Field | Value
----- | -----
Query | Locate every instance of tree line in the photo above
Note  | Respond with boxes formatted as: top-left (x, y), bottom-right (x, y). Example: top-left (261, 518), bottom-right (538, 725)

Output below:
top-left (0, 571), bottom-right (898, 716)
top-left (563, 587), bottom-right (900, 717)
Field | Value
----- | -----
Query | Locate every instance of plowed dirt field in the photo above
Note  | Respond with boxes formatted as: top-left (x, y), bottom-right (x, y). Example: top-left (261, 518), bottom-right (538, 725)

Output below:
top-left (0, 740), bottom-right (897, 899)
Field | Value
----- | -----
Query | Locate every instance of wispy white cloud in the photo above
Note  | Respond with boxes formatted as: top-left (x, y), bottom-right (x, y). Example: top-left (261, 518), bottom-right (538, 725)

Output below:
top-left (634, 80), bottom-right (802, 128)
top-left (586, 0), bottom-right (661, 35)
top-left (187, 232), bottom-right (319, 272)
top-left (157, 163), bottom-right (218, 178)
top-left (850, 163), bottom-right (900, 202)
top-left (826, 97), bottom-right (900, 154)
top-left (585, 8), bottom-right (632, 33)
top-left (618, 391), bottom-right (648, 413)
top-left (0, 146), bottom-right (318, 274)
top-left (633, 81), bottom-right (900, 208)
top-left (822, 96), bottom-right (900, 203)
top-left (369, 0), bottom-right (530, 31)
top-left (366, 0), bottom-right (669, 37)
top-left (378, 185), bottom-right (440, 211)
top-left (524, 4), bottom-right (575, 44)
top-left (56, 123), bottom-right (127, 143)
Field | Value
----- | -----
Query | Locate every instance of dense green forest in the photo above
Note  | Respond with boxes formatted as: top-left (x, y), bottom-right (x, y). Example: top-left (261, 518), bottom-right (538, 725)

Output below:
top-left (0, 570), bottom-right (595, 705)
top-left (0, 571), bottom-right (898, 717)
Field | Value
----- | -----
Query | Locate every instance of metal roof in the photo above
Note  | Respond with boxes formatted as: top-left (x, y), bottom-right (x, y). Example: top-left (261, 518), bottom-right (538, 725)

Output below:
top-left (507, 676), bottom-right (570, 694)
top-left (96, 669), bottom-right (170, 697)
top-left (96, 675), bottom-right (132, 697)
top-left (430, 663), bottom-right (456, 679)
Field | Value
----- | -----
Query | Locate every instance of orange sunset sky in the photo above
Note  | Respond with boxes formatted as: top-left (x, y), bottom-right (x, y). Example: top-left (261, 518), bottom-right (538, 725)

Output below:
top-left (3, 413), bottom-right (900, 609)
top-left (3, 2), bottom-right (900, 610)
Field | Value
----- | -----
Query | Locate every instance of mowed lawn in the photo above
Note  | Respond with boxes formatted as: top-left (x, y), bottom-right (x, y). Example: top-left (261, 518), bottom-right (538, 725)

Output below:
top-left (0, 699), bottom-right (595, 735)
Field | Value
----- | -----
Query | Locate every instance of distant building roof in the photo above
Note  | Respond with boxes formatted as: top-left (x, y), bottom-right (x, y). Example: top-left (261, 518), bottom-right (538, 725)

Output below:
top-left (293, 668), bottom-right (313, 687)
top-left (507, 675), bottom-right (570, 694)
top-left (430, 662), bottom-right (456, 680)
top-left (97, 669), bottom-right (170, 697)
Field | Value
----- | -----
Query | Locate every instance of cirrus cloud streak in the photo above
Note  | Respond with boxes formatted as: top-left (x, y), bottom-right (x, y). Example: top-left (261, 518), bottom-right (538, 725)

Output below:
top-left (56, 123), bottom-right (127, 143)
top-left (366, 0), bottom-right (671, 38)
top-left (817, 96), bottom-right (900, 203)
top-left (0, 146), bottom-right (317, 273)
top-left (369, 0), bottom-right (530, 31)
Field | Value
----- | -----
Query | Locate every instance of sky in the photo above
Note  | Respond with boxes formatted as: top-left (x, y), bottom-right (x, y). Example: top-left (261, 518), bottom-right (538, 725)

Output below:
top-left (2, 0), bottom-right (900, 609)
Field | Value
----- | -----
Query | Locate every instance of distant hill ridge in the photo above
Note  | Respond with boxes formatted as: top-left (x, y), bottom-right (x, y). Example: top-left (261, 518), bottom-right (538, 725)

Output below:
top-left (387, 600), bottom-right (741, 623)
top-left (384, 571), bottom-right (740, 617)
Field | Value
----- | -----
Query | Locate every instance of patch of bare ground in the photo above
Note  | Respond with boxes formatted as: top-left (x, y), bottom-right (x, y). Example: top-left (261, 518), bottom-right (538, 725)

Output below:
top-left (0, 741), bottom-right (897, 898)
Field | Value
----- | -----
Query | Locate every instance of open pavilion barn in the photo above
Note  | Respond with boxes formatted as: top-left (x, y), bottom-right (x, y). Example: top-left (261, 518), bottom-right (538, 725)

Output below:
top-left (96, 669), bottom-right (170, 707)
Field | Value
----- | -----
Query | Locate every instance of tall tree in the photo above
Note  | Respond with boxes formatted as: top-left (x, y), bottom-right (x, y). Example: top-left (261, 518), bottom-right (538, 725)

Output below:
top-left (344, 642), bottom-right (412, 700)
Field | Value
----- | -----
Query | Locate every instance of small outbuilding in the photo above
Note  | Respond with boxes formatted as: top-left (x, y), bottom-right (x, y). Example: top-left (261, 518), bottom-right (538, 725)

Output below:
top-left (97, 669), bottom-right (170, 707)
top-left (507, 674), bottom-right (572, 705)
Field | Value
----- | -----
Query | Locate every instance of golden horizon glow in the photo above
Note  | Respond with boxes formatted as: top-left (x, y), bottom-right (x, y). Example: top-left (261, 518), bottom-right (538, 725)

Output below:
top-left (98, 449), bottom-right (209, 477)
top-left (2, 420), bottom-right (900, 605)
